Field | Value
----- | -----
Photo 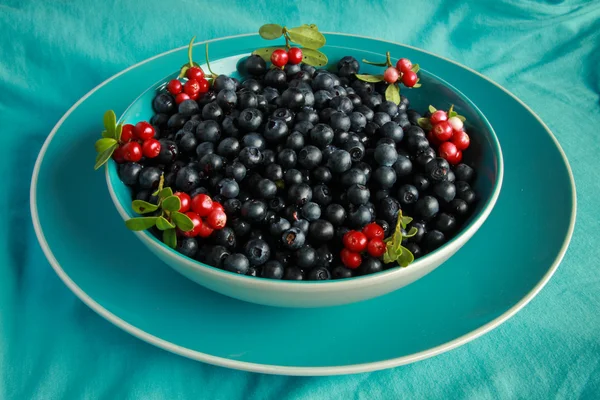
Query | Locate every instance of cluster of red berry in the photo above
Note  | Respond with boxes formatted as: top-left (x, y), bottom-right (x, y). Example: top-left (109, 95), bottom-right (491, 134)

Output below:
top-left (167, 66), bottom-right (210, 104)
top-left (270, 47), bottom-right (303, 67)
top-left (383, 58), bottom-right (418, 87)
top-left (174, 192), bottom-right (226, 238)
top-left (426, 109), bottom-right (470, 165)
top-left (340, 222), bottom-right (387, 269)
top-left (113, 122), bottom-right (161, 163)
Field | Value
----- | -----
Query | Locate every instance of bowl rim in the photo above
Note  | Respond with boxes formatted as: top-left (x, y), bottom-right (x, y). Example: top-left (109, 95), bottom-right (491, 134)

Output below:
top-left (105, 45), bottom-right (504, 290)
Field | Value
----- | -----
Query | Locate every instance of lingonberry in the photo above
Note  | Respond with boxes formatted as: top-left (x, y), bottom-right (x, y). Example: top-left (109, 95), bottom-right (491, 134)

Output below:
top-left (174, 192), bottom-right (191, 213)
top-left (343, 230), bottom-right (368, 252)
top-left (197, 78), bottom-right (210, 94)
top-left (191, 194), bottom-right (213, 217)
top-left (396, 58), bottom-right (412, 73)
top-left (175, 92), bottom-right (190, 104)
top-left (452, 130), bottom-right (470, 150)
top-left (438, 141), bottom-right (458, 162)
top-left (427, 131), bottom-right (442, 146)
top-left (142, 138), bottom-right (161, 158)
top-left (402, 71), bottom-right (418, 87)
top-left (288, 48), bottom-right (303, 65)
top-left (432, 121), bottom-right (454, 142)
top-left (134, 121), bottom-right (155, 140)
top-left (182, 212), bottom-right (203, 237)
top-left (383, 67), bottom-right (399, 83)
top-left (340, 248), bottom-right (362, 269)
top-left (112, 146), bottom-right (125, 163)
top-left (197, 221), bottom-right (214, 238)
top-left (367, 238), bottom-right (386, 258)
top-left (184, 79), bottom-right (201, 97)
top-left (212, 202), bottom-right (225, 213)
top-left (362, 222), bottom-right (384, 240)
top-left (448, 116), bottom-right (464, 131)
top-left (447, 150), bottom-right (463, 165)
top-left (430, 110), bottom-right (448, 125)
top-left (122, 141), bottom-right (142, 162)
top-left (207, 209), bottom-right (227, 230)
top-left (271, 49), bottom-right (288, 67)
top-left (121, 124), bottom-right (135, 142)
top-left (167, 79), bottom-right (182, 95)
top-left (186, 66), bottom-right (205, 81)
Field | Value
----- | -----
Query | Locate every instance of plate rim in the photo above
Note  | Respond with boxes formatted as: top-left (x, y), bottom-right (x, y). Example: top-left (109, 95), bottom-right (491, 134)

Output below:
top-left (29, 32), bottom-right (577, 376)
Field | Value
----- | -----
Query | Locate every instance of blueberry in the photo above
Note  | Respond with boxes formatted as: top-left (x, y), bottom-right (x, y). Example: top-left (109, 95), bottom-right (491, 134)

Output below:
top-left (177, 99), bottom-right (199, 116)
top-left (406, 135), bottom-right (430, 154)
top-left (397, 184), bottom-right (419, 206)
top-left (136, 166), bottom-right (160, 189)
top-left (293, 121), bottom-right (314, 136)
top-left (308, 219), bottom-right (335, 242)
top-left (135, 189), bottom-right (158, 205)
top-left (261, 260), bottom-right (284, 279)
top-left (321, 145), bottom-right (338, 162)
top-left (332, 266), bottom-right (353, 279)
top-left (261, 164), bottom-right (280, 183)
top-left (425, 157), bottom-right (450, 182)
top-left (152, 93), bottom-right (175, 114)
top-left (330, 96), bottom-right (353, 113)
top-left (423, 230), bottom-right (445, 251)
top-left (277, 148), bottom-right (297, 169)
top-left (312, 166), bottom-right (332, 183)
top-left (314, 90), bottom-right (333, 109)
top-left (436, 212), bottom-right (457, 233)
top-left (374, 189), bottom-right (389, 203)
top-left (312, 73), bottom-right (334, 91)
top-left (373, 166), bottom-right (397, 189)
top-left (378, 197), bottom-right (401, 225)
top-left (284, 168), bottom-right (303, 185)
top-left (245, 55), bottom-right (267, 76)
top-left (222, 199), bottom-right (242, 218)
top-left (281, 227), bottom-right (306, 250)
top-left (349, 112), bottom-right (367, 132)
top-left (215, 178), bottom-right (239, 199)
top-left (119, 162), bottom-right (143, 186)
top-left (354, 162), bottom-right (372, 182)
top-left (283, 267), bottom-right (304, 280)
top-left (267, 215), bottom-right (290, 236)
top-left (347, 204), bottom-right (372, 228)
top-left (241, 133), bottom-right (266, 150)
top-left (307, 267), bottom-right (331, 281)
top-left (150, 113), bottom-right (169, 127)
top-left (167, 113), bottom-right (188, 130)
top-left (205, 245), bottom-right (231, 269)
top-left (406, 109), bottom-right (422, 125)
top-left (238, 147), bottom-right (263, 167)
top-left (242, 239), bottom-right (270, 266)
top-left (263, 210), bottom-right (278, 226)
top-left (197, 90), bottom-right (217, 107)
top-left (201, 102), bottom-right (223, 122)
top-left (433, 181), bottom-right (456, 203)
top-left (459, 188), bottom-right (477, 205)
top-left (351, 80), bottom-right (374, 97)
top-left (296, 245), bottom-right (317, 269)
top-left (263, 118), bottom-right (288, 143)
top-left (358, 257), bottom-right (383, 275)
top-left (215, 137), bottom-right (240, 158)
top-left (241, 78), bottom-right (262, 93)
top-left (415, 196), bottom-right (440, 220)
top-left (325, 203), bottom-right (346, 226)
top-left (262, 149), bottom-right (276, 165)
top-left (371, 111), bottom-right (390, 127)
top-left (176, 132), bottom-right (197, 154)
top-left (328, 111), bottom-right (351, 133)
top-left (297, 109), bottom-right (319, 124)
top-left (298, 145), bottom-right (323, 169)
top-left (374, 144), bottom-right (398, 167)
top-left (319, 107), bottom-right (335, 123)
top-left (157, 139), bottom-right (178, 164)
top-left (327, 149), bottom-right (352, 174)
top-left (380, 122), bottom-right (404, 143)
top-left (280, 88), bottom-right (305, 110)
top-left (264, 68), bottom-right (287, 89)
top-left (288, 183), bottom-right (312, 206)
top-left (408, 221), bottom-right (427, 243)
top-left (230, 218), bottom-right (251, 237)
top-left (198, 153), bottom-right (224, 174)
top-left (337, 55), bottom-right (360, 76)
top-left (378, 101), bottom-right (399, 117)
top-left (271, 108), bottom-right (294, 127)
top-left (256, 178), bottom-right (277, 199)
top-left (347, 184), bottom-right (370, 205)
top-left (189, 187), bottom-right (209, 198)
top-left (195, 120), bottom-right (221, 143)
top-left (195, 142), bottom-right (214, 160)
top-left (392, 156), bottom-right (413, 178)
top-left (176, 237), bottom-right (198, 258)
top-left (238, 108), bottom-right (263, 132)
top-left (237, 91), bottom-right (259, 110)
top-left (209, 228), bottom-right (235, 251)
top-left (293, 218), bottom-right (310, 236)
top-left (301, 202), bottom-right (322, 221)
top-left (241, 200), bottom-right (267, 222)
top-left (413, 173), bottom-right (431, 191)
top-left (215, 89), bottom-right (236, 111)
top-left (225, 161), bottom-right (246, 182)
top-left (312, 184), bottom-right (333, 206)
top-left (341, 168), bottom-right (367, 187)
top-left (447, 198), bottom-right (469, 217)
top-left (308, 123), bottom-right (333, 148)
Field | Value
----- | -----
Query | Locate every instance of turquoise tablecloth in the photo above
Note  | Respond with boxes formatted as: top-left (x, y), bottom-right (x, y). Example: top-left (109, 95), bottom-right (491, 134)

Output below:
top-left (2, 0), bottom-right (599, 398)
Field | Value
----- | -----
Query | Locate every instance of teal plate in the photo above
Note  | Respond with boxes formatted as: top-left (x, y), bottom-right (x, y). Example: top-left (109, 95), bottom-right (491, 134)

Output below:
top-left (30, 33), bottom-right (576, 375)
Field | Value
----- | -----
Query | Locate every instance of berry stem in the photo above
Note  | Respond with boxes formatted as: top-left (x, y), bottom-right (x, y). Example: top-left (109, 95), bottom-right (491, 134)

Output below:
top-left (187, 36), bottom-right (196, 67)
top-left (204, 43), bottom-right (218, 78)
top-left (282, 28), bottom-right (291, 50)
top-left (385, 51), bottom-right (392, 67)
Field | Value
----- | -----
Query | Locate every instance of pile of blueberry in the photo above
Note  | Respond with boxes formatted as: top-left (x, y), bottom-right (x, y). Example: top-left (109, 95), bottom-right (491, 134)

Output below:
top-left (116, 53), bottom-right (478, 281)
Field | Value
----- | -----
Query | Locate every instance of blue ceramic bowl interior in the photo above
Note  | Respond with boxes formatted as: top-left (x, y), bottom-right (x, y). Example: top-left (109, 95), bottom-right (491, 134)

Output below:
top-left (107, 46), bottom-right (502, 282)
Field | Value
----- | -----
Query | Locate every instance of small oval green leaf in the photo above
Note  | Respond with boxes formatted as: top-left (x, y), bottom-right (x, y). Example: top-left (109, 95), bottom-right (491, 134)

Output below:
top-left (411, 64), bottom-right (420, 73)
top-left (252, 46), bottom-right (287, 62)
top-left (355, 74), bottom-right (384, 83)
top-left (95, 138), bottom-right (117, 153)
top-left (404, 226), bottom-right (419, 238)
top-left (179, 65), bottom-right (189, 78)
top-left (101, 130), bottom-right (111, 138)
top-left (103, 110), bottom-right (116, 135)
top-left (428, 105), bottom-right (437, 113)
top-left (115, 124), bottom-right (123, 142)
top-left (362, 59), bottom-right (388, 67)
top-left (162, 195), bottom-right (181, 212)
top-left (398, 245), bottom-right (415, 267)
top-left (156, 216), bottom-right (176, 231)
top-left (457, 115), bottom-right (466, 122)
top-left (132, 200), bottom-right (159, 214)
top-left (158, 187), bottom-right (173, 199)
top-left (172, 211), bottom-right (194, 232)
top-left (259, 24), bottom-right (284, 40)
top-left (94, 143), bottom-right (117, 170)
top-left (287, 26), bottom-right (326, 49)
top-left (163, 228), bottom-right (177, 249)
top-left (300, 48), bottom-right (328, 67)
top-left (417, 118), bottom-right (432, 130)
top-left (385, 84), bottom-right (400, 105)
top-left (125, 217), bottom-right (158, 231)
top-left (412, 82), bottom-right (422, 88)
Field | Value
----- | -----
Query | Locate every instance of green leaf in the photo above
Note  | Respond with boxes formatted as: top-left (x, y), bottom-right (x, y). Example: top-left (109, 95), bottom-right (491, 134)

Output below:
top-left (259, 23), bottom-right (284, 40)
top-left (457, 115), bottom-right (466, 122)
top-left (103, 110), bottom-right (116, 136)
top-left (404, 226), bottom-right (418, 238)
top-left (417, 117), bottom-right (432, 130)
top-left (397, 246), bottom-right (415, 267)
top-left (361, 59), bottom-right (388, 67)
top-left (157, 187), bottom-right (173, 199)
top-left (95, 138), bottom-right (117, 153)
top-left (449, 111), bottom-right (458, 118)
top-left (355, 74), bottom-right (384, 83)
top-left (172, 211), bottom-right (194, 232)
top-left (400, 215), bottom-right (413, 229)
top-left (94, 143), bottom-right (117, 170)
top-left (132, 200), bottom-right (159, 214)
top-left (163, 228), bottom-right (177, 249)
top-left (428, 105), bottom-right (437, 113)
top-left (162, 195), bottom-right (181, 212)
top-left (125, 217), bottom-right (158, 231)
top-left (156, 216), bottom-right (176, 231)
top-left (252, 46), bottom-right (287, 62)
top-left (115, 124), bottom-right (122, 142)
top-left (412, 82), bottom-right (422, 88)
top-left (411, 63), bottom-right (420, 73)
top-left (385, 83), bottom-right (400, 105)
top-left (101, 130), bottom-right (111, 138)
top-left (179, 65), bottom-right (189, 78)
top-left (287, 26), bottom-right (326, 49)
top-left (300, 48), bottom-right (328, 67)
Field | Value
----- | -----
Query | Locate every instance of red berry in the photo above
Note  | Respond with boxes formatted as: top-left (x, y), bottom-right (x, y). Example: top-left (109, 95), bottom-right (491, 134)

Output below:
top-left (448, 116), bottom-right (464, 131)
top-left (122, 141), bottom-right (142, 162)
top-left (362, 222), bottom-right (384, 240)
top-left (287, 47), bottom-right (303, 65)
top-left (182, 212), bottom-right (203, 237)
top-left (191, 194), bottom-right (213, 217)
top-left (175, 93), bottom-right (190, 104)
top-left (270, 49), bottom-right (288, 67)
top-left (174, 192), bottom-right (191, 213)
top-left (402, 71), bottom-right (418, 87)
top-left (212, 202), bottom-right (225, 212)
top-left (367, 239), bottom-right (386, 258)
top-left (207, 209), bottom-right (227, 230)
top-left (340, 249), bottom-right (362, 269)
top-left (447, 150), bottom-right (463, 165)
top-left (383, 67), bottom-right (399, 83)
top-left (452, 130), bottom-right (470, 151)
top-left (188, 92), bottom-right (199, 101)
top-left (432, 121), bottom-right (454, 142)
top-left (197, 221), bottom-right (214, 238)
top-left (427, 131), bottom-right (442, 146)
top-left (184, 79), bottom-right (201, 97)
top-left (343, 230), bottom-right (368, 252)
top-left (134, 121), bottom-right (155, 140)
top-left (197, 78), bottom-right (210, 94)
top-left (438, 141), bottom-right (458, 162)
top-left (186, 66), bottom-right (205, 81)
top-left (142, 138), bottom-right (161, 158)
top-left (396, 58), bottom-right (413, 73)
top-left (121, 124), bottom-right (135, 143)
top-left (167, 79), bottom-right (182, 95)
top-left (112, 146), bottom-right (126, 163)
top-left (430, 110), bottom-right (448, 125)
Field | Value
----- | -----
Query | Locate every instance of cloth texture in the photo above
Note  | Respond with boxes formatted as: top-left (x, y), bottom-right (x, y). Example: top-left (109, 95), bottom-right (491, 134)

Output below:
top-left (1, 0), bottom-right (599, 398)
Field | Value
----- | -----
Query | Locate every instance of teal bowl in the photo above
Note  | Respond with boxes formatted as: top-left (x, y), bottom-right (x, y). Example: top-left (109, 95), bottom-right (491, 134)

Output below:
top-left (106, 47), bottom-right (503, 308)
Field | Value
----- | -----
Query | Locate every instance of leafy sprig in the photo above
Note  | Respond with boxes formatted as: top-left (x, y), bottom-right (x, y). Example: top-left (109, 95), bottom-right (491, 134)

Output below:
top-left (356, 52), bottom-right (421, 106)
top-left (253, 23), bottom-right (328, 67)
top-left (382, 211), bottom-right (418, 267)
top-left (417, 104), bottom-right (466, 131)
top-left (94, 110), bottom-right (122, 170)
top-left (125, 175), bottom-right (194, 248)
